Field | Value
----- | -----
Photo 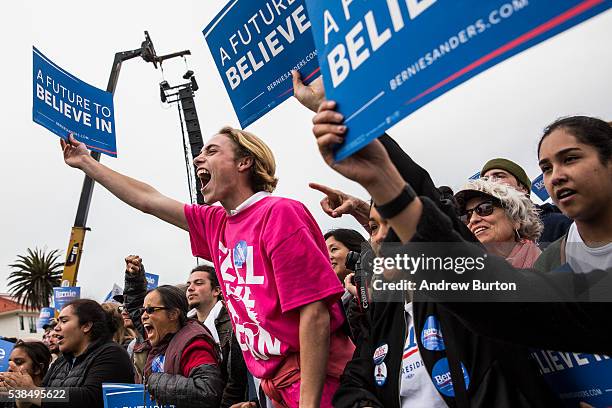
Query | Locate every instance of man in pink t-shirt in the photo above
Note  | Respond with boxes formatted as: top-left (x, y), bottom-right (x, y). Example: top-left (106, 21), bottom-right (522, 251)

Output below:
top-left (60, 126), bottom-right (354, 408)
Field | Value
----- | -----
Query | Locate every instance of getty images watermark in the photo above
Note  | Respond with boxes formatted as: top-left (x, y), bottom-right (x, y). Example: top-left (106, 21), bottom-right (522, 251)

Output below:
top-left (355, 242), bottom-right (612, 303)
top-left (372, 253), bottom-right (517, 292)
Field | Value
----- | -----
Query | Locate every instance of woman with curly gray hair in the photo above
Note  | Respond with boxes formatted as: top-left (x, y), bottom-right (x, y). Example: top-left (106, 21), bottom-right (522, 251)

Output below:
top-left (455, 178), bottom-right (543, 268)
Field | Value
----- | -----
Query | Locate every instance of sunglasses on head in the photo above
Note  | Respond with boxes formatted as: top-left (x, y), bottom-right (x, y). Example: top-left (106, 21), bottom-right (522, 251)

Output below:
top-left (460, 200), bottom-right (498, 224)
top-left (138, 306), bottom-right (169, 315)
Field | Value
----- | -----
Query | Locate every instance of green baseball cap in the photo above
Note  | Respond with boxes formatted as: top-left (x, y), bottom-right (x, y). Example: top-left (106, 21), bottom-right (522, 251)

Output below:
top-left (481, 158), bottom-right (531, 193)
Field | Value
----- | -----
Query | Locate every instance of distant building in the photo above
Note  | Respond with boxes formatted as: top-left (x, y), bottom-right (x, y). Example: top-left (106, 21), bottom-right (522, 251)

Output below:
top-left (0, 294), bottom-right (41, 340)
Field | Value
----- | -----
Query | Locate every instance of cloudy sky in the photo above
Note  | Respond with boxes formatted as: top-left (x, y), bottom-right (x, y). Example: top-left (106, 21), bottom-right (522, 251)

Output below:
top-left (1, 2), bottom-right (610, 302)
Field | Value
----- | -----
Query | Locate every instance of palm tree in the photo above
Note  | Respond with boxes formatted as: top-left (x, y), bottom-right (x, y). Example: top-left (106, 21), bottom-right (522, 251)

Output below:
top-left (8, 248), bottom-right (63, 310)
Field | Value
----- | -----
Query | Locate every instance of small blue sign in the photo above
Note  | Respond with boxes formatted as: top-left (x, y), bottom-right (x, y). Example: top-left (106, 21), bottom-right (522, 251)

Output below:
top-left (531, 349), bottom-right (612, 407)
top-left (37, 307), bottom-right (55, 329)
top-left (102, 383), bottom-right (175, 408)
top-left (53, 286), bottom-right (81, 313)
top-left (421, 315), bottom-right (445, 351)
top-left (0, 339), bottom-right (15, 372)
top-left (531, 174), bottom-right (550, 201)
top-left (103, 284), bottom-right (124, 304)
top-left (469, 171), bottom-right (481, 180)
top-left (145, 273), bottom-right (159, 290)
top-left (304, 0), bottom-right (611, 160)
top-left (33, 46), bottom-right (117, 157)
top-left (203, 0), bottom-right (320, 128)
top-left (431, 358), bottom-right (470, 397)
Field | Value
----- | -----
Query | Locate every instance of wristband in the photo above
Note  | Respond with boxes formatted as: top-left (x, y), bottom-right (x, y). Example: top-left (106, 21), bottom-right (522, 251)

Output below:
top-left (374, 184), bottom-right (416, 219)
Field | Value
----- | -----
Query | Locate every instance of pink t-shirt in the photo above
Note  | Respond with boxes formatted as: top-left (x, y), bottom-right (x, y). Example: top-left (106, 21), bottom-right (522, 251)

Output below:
top-left (184, 196), bottom-right (347, 378)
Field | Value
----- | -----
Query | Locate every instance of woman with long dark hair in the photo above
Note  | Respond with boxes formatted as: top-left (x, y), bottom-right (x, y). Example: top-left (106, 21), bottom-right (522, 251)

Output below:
top-left (535, 116), bottom-right (612, 272)
top-left (0, 299), bottom-right (134, 408)
top-left (324, 228), bottom-right (366, 283)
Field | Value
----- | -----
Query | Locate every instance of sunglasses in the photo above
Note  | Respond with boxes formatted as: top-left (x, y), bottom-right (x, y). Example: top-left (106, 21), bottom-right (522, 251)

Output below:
top-left (460, 200), bottom-right (498, 224)
top-left (118, 306), bottom-right (127, 314)
top-left (137, 306), bottom-right (169, 315)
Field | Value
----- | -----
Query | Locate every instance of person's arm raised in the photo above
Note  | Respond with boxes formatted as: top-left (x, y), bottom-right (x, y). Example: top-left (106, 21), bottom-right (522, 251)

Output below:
top-left (312, 101), bottom-right (422, 243)
top-left (292, 70), bottom-right (325, 113)
top-left (308, 182), bottom-right (371, 229)
top-left (61, 135), bottom-right (188, 230)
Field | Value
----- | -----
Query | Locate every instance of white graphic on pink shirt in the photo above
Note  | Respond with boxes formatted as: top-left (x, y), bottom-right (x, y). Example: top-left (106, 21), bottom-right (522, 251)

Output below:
top-left (219, 242), bottom-right (281, 361)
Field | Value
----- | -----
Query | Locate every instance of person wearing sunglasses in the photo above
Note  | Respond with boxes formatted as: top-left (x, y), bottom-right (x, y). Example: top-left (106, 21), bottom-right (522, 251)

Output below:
top-left (455, 178), bottom-right (543, 268)
top-left (119, 255), bottom-right (227, 407)
top-left (136, 285), bottom-right (224, 408)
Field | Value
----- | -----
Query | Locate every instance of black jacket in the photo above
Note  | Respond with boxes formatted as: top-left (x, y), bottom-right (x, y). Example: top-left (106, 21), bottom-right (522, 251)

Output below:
top-left (333, 197), bottom-right (563, 408)
top-left (537, 203), bottom-right (572, 248)
top-left (123, 264), bottom-right (148, 382)
top-left (42, 339), bottom-right (134, 408)
top-left (215, 303), bottom-right (249, 408)
top-left (377, 134), bottom-right (612, 353)
top-left (147, 364), bottom-right (224, 408)
top-left (123, 267), bottom-right (234, 407)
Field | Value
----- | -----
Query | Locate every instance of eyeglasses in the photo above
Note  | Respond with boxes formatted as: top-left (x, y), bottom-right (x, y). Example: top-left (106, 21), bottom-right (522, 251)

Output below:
top-left (460, 201), bottom-right (497, 224)
top-left (118, 306), bottom-right (127, 314)
top-left (138, 306), bottom-right (169, 315)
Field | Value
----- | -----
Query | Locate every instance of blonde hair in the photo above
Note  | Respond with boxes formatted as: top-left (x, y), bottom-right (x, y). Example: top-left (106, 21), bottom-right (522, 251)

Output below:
top-left (460, 178), bottom-right (543, 242)
top-left (218, 127), bottom-right (278, 193)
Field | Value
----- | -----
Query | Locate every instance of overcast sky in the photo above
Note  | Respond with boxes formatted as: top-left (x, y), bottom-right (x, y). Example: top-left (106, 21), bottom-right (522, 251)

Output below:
top-left (1, 2), bottom-right (611, 302)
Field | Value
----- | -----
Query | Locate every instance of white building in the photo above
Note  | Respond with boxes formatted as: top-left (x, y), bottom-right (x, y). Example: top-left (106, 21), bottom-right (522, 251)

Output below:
top-left (0, 294), bottom-right (41, 340)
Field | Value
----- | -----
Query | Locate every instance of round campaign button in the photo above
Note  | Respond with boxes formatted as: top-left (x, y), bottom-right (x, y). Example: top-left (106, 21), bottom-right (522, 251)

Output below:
top-left (373, 343), bottom-right (389, 365)
top-left (421, 315), bottom-right (445, 351)
top-left (431, 358), bottom-right (470, 397)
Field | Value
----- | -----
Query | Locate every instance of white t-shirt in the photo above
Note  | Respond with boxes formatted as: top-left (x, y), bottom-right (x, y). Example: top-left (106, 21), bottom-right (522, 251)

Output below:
top-left (400, 303), bottom-right (448, 408)
top-left (566, 223), bottom-right (612, 273)
top-left (203, 299), bottom-right (224, 344)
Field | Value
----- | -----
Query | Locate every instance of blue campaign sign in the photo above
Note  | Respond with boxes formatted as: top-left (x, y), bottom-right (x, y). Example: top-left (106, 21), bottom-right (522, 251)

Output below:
top-left (33, 47), bottom-right (117, 157)
top-left (203, 0), bottom-right (320, 128)
top-left (531, 349), bottom-right (612, 407)
top-left (103, 284), bottom-right (124, 304)
top-left (52, 287), bottom-right (81, 313)
top-left (37, 307), bottom-right (55, 329)
top-left (102, 383), bottom-right (175, 408)
top-left (145, 273), bottom-right (159, 290)
top-left (304, 0), bottom-right (611, 160)
top-left (531, 174), bottom-right (550, 201)
top-left (0, 339), bottom-right (15, 372)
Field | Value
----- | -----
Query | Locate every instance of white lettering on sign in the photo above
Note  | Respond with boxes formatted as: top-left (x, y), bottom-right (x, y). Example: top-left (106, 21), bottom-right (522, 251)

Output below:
top-left (223, 4), bottom-right (312, 90)
top-left (326, 0), bottom-right (438, 88)
top-left (219, 241), bottom-right (281, 360)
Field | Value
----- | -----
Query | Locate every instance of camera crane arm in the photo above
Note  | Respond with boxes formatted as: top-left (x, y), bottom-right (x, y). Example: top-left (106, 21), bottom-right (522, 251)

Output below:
top-left (61, 32), bottom-right (189, 286)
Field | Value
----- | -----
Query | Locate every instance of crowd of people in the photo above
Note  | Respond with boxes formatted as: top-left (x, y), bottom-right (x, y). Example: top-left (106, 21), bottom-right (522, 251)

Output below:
top-left (0, 69), bottom-right (610, 408)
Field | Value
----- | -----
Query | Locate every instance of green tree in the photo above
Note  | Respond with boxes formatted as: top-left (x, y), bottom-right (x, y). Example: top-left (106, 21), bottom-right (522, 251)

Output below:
top-left (8, 248), bottom-right (63, 309)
